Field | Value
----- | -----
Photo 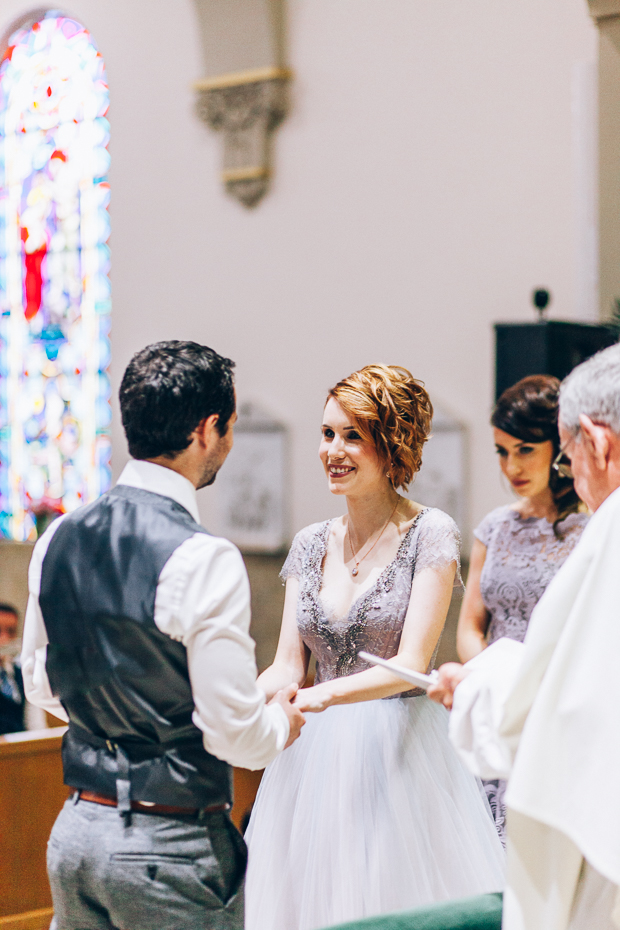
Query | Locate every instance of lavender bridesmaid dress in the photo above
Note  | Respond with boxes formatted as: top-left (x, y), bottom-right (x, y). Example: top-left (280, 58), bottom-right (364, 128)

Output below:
top-left (474, 505), bottom-right (589, 843)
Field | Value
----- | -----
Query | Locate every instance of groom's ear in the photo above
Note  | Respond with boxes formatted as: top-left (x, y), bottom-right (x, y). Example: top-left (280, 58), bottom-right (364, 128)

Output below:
top-left (579, 414), bottom-right (611, 469)
top-left (193, 414), bottom-right (220, 449)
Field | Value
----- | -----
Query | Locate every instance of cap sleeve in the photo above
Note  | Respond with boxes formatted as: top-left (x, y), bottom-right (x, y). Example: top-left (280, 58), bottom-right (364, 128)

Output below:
top-left (473, 506), bottom-right (509, 548)
top-left (413, 509), bottom-right (461, 580)
top-left (473, 512), bottom-right (494, 548)
top-left (279, 523), bottom-right (323, 583)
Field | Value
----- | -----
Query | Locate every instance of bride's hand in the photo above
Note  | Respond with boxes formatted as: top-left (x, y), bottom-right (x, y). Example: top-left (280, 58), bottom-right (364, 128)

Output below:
top-left (293, 683), bottom-right (333, 713)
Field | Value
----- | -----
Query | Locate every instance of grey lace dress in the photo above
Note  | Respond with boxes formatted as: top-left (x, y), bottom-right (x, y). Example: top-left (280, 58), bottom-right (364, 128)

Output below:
top-left (475, 505), bottom-right (589, 843)
top-left (245, 508), bottom-right (505, 930)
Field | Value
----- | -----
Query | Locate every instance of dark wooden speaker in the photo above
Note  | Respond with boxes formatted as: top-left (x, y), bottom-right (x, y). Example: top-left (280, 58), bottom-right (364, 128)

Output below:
top-left (494, 320), bottom-right (617, 401)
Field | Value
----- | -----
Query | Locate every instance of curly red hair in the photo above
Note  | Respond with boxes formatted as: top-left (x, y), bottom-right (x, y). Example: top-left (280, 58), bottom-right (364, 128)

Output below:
top-left (327, 364), bottom-right (433, 491)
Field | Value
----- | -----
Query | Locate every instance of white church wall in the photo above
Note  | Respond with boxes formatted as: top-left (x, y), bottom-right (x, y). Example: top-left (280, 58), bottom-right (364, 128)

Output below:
top-left (0, 0), bottom-right (597, 549)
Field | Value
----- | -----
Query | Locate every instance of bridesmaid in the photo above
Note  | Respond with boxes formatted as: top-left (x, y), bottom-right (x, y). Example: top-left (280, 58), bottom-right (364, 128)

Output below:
top-left (456, 375), bottom-right (588, 843)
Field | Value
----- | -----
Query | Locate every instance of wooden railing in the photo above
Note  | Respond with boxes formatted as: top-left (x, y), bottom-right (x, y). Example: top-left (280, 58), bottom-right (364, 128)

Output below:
top-left (0, 728), bottom-right (67, 928)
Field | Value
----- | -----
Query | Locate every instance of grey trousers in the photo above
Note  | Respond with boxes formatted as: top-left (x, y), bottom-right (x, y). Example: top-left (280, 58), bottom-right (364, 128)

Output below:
top-left (47, 797), bottom-right (246, 930)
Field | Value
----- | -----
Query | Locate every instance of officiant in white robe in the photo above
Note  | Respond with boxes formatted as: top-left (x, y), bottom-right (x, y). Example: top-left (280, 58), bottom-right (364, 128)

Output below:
top-left (428, 344), bottom-right (620, 930)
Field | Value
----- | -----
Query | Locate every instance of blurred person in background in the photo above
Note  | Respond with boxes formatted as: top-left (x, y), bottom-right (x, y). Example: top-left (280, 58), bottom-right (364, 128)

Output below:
top-left (456, 376), bottom-right (588, 842)
top-left (0, 603), bottom-right (25, 734)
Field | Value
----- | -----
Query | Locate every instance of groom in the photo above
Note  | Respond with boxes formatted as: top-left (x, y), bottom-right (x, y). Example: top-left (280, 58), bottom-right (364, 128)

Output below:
top-left (21, 341), bottom-right (305, 930)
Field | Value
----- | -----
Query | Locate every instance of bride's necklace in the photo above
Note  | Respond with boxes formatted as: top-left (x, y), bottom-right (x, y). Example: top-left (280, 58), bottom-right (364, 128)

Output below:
top-left (346, 500), bottom-right (399, 577)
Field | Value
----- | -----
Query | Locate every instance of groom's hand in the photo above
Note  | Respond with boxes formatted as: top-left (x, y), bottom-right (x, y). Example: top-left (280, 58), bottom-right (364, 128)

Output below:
top-left (427, 662), bottom-right (469, 710)
top-left (269, 683), bottom-right (306, 749)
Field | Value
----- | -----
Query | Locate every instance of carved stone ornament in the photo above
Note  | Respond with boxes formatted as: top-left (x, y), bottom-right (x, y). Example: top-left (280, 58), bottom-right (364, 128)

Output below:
top-left (588, 0), bottom-right (620, 20)
top-left (195, 67), bottom-right (291, 207)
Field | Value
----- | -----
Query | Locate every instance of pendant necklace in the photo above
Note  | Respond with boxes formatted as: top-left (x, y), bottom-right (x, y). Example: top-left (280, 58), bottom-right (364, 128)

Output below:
top-left (347, 500), bottom-right (399, 577)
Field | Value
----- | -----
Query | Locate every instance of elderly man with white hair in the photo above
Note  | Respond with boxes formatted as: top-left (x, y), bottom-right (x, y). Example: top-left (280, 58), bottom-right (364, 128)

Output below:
top-left (428, 343), bottom-right (620, 930)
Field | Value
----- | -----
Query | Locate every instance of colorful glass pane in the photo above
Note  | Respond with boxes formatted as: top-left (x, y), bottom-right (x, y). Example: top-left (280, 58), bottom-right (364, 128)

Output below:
top-left (0, 14), bottom-right (111, 540)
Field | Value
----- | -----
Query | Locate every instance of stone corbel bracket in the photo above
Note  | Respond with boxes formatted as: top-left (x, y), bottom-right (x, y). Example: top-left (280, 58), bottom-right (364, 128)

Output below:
top-left (195, 66), bottom-right (292, 207)
top-left (588, 0), bottom-right (620, 19)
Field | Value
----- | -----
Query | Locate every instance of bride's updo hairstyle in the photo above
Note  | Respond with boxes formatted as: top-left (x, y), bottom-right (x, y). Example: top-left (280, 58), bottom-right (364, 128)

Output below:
top-left (327, 364), bottom-right (433, 491)
top-left (491, 374), bottom-right (581, 534)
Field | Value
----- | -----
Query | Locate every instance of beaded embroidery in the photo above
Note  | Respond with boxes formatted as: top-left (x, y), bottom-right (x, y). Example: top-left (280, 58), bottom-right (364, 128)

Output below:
top-left (281, 508), bottom-right (461, 693)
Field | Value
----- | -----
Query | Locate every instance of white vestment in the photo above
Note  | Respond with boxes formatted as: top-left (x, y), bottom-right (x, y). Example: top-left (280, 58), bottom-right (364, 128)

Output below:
top-left (450, 486), bottom-right (620, 930)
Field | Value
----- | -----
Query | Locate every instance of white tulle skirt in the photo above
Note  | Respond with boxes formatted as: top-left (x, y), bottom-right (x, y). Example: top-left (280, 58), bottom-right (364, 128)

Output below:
top-left (245, 695), bottom-right (505, 930)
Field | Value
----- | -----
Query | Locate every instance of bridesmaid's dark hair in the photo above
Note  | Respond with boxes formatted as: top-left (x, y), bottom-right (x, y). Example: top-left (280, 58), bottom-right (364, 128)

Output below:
top-left (492, 375), bottom-right (581, 536)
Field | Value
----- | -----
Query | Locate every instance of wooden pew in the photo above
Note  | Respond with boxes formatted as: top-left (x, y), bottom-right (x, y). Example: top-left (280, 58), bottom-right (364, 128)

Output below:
top-left (0, 728), bottom-right (67, 929)
top-left (0, 727), bottom-right (263, 929)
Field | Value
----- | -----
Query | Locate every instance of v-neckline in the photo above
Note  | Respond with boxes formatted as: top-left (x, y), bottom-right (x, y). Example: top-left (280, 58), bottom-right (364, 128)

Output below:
top-left (315, 508), bottom-right (429, 622)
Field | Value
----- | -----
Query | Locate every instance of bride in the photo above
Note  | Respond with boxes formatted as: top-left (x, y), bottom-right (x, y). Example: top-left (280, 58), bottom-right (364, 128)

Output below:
top-left (245, 365), bottom-right (504, 930)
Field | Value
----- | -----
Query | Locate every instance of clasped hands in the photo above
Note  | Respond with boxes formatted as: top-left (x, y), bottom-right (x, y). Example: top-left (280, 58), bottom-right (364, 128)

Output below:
top-left (267, 681), bottom-right (333, 750)
top-left (288, 663), bottom-right (471, 714)
top-left (269, 662), bottom-right (470, 751)
top-left (293, 682), bottom-right (333, 713)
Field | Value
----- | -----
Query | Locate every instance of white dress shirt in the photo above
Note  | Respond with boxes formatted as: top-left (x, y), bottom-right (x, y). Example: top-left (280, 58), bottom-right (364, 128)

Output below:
top-left (21, 459), bottom-right (289, 771)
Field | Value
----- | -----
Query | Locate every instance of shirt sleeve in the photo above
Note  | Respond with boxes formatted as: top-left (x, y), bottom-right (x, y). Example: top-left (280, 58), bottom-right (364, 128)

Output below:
top-left (448, 637), bottom-right (525, 780)
top-left (20, 516), bottom-right (69, 722)
top-left (154, 534), bottom-right (290, 770)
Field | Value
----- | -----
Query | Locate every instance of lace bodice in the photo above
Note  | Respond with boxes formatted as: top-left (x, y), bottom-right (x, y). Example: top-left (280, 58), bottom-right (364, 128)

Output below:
top-left (280, 508), bottom-right (460, 692)
top-left (475, 506), bottom-right (588, 645)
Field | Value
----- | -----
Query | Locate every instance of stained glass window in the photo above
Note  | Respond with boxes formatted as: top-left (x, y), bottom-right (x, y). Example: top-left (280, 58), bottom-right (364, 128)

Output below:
top-left (0, 13), bottom-right (111, 541)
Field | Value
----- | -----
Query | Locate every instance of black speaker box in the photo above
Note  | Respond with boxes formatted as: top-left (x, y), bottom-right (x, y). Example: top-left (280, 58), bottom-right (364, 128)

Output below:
top-left (494, 320), bottom-right (617, 401)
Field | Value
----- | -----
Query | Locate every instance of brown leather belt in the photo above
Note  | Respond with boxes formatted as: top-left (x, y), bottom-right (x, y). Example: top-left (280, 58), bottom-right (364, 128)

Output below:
top-left (77, 789), bottom-right (230, 817)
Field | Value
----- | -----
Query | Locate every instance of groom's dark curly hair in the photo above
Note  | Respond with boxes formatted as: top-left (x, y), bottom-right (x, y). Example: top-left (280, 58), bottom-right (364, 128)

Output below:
top-left (119, 341), bottom-right (235, 460)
